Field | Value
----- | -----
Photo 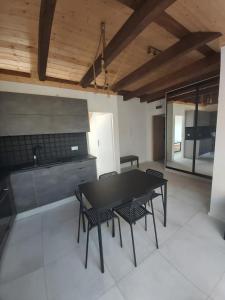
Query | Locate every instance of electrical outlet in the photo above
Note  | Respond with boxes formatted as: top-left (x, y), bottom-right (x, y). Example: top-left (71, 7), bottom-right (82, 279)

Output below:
top-left (71, 146), bottom-right (78, 151)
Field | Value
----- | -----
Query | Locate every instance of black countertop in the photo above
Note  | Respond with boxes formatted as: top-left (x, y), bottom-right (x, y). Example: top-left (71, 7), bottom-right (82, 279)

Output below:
top-left (0, 154), bottom-right (96, 178)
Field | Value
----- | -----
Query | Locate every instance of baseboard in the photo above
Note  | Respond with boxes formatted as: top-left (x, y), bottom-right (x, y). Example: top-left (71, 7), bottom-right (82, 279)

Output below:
top-left (208, 211), bottom-right (225, 223)
top-left (165, 167), bottom-right (211, 182)
top-left (16, 196), bottom-right (76, 220)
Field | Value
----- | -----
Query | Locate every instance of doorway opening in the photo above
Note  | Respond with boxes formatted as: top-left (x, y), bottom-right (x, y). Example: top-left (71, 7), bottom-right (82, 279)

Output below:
top-left (153, 114), bottom-right (165, 162)
top-left (88, 112), bottom-right (116, 177)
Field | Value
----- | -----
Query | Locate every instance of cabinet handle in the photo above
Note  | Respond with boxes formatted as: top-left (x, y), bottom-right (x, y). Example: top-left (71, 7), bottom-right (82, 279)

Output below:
top-left (3, 188), bottom-right (9, 191)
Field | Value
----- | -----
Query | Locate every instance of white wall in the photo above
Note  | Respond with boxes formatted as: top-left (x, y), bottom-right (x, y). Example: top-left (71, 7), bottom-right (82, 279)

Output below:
top-left (118, 97), bottom-right (147, 163)
top-left (210, 47), bottom-right (225, 222)
top-left (0, 81), bottom-right (121, 173)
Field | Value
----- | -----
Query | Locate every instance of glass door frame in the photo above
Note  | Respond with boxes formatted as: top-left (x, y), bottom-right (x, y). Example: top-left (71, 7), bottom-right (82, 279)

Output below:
top-left (165, 75), bottom-right (219, 179)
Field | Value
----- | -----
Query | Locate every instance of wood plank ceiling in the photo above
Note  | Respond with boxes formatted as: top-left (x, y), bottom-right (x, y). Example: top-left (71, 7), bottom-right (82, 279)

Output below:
top-left (0, 0), bottom-right (225, 102)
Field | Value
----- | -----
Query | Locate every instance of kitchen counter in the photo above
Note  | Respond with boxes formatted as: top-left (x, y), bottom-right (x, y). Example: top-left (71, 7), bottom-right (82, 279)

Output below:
top-left (3, 154), bottom-right (96, 174)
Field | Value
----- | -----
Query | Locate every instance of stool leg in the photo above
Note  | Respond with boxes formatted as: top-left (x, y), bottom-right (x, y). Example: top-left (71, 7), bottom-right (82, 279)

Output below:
top-left (85, 222), bottom-right (90, 268)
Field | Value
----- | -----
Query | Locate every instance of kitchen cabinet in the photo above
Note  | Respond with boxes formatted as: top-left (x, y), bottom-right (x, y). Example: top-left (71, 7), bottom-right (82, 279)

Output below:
top-left (10, 157), bottom-right (97, 213)
top-left (0, 92), bottom-right (90, 136)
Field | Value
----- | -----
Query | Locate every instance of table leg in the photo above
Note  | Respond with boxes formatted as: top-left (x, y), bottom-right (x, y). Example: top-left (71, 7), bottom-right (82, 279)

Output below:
top-left (163, 182), bottom-right (167, 227)
top-left (97, 213), bottom-right (104, 273)
top-left (131, 160), bottom-right (133, 168)
top-left (137, 158), bottom-right (139, 168)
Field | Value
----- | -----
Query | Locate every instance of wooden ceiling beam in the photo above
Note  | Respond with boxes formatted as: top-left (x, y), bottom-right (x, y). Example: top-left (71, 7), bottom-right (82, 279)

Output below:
top-left (140, 72), bottom-right (219, 103)
top-left (0, 68), bottom-right (31, 78)
top-left (112, 31), bottom-right (220, 91)
top-left (38, 0), bottom-right (57, 81)
top-left (80, 0), bottom-right (177, 88)
top-left (117, 1), bottom-right (217, 57)
top-left (125, 54), bottom-right (220, 100)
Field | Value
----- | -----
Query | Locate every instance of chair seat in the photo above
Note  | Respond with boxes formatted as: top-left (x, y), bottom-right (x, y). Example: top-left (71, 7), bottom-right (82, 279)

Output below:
top-left (152, 190), bottom-right (162, 199)
top-left (84, 208), bottom-right (116, 227)
top-left (115, 205), bottom-right (150, 224)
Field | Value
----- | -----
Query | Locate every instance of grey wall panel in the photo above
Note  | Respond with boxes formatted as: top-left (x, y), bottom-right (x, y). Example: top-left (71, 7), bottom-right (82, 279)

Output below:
top-left (0, 92), bottom-right (89, 135)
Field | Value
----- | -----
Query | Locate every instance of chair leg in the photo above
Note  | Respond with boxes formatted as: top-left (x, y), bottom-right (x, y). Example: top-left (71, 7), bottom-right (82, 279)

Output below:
top-left (112, 216), bottom-right (115, 237)
top-left (161, 186), bottom-right (165, 217)
top-left (130, 224), bottom-right (137, 267)
top-left (85, 222), bottom-right (90, 269)
top-left (117, 217), bottom-right (123, 248)
top-left (107, 220), bottom-right (109, 227)
top-left (82, 211), bottom-right (86, 233)
top-left (150, 199), bottom-right (159, 249)
top-left (77, 204), bottom-right (81, 243)
top-left (144, 204), bottom-right (147, 231)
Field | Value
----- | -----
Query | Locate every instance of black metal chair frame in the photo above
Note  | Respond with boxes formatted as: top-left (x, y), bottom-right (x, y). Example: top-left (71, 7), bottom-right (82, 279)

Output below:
top-left (75, 189), bottom-right (122, 269)
top-left (115, 192), bottom-right (159, 267)
top-left (146, 169), bottom-right (165, 217)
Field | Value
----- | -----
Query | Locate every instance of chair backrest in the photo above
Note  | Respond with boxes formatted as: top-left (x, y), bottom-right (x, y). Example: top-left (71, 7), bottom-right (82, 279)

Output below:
top-left (99, 171), bottom-right (118, 180)
top-left (146, 168), bottom-right (163, 178)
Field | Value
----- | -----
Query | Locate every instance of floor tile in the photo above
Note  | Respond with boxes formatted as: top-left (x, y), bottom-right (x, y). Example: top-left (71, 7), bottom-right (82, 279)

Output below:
top-left (0, 268), bottom-right (47, 300)
top-left (139, 209), bottom-right (181, 247)
top-left (45, 250), bottom-right (115, 300)
top-left (184, 212), bottom-right (225, 241)
top-left (42, 198), bottom-right (78, 232)
top-left (88, 219), bottom-right (157, 281)
top-left (43, 218), bottom-right (76, 265)
top-left (7, 213), bottom-right (43, 246)
top-left (118, 252), bottom-right (206, 300)
top-left (210, 272), bottom-right (225, 300)
top-left (160, 228), bottom-right (225, 294)
top-left (0, 234), bottom-right (43, 283)
top-left (97, 286), bottom-right (125, 300)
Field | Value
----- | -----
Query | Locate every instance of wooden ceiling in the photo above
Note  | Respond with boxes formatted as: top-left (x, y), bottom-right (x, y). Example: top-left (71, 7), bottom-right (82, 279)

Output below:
top-left (0, 0), bottom-right (224, 102)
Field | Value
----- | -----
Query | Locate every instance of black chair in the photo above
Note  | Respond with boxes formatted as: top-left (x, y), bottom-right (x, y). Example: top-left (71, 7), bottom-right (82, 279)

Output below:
top-left (99, 171), bottom-right (118, 180)
top-left (114, 192), bottom-right (159, 267)
top-left (75, 189), bottom-right (122, 269)
top-left (146, 169), bottom-right (165, 216)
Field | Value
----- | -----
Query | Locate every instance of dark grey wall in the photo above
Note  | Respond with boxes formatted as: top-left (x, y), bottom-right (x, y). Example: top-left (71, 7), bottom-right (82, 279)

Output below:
top-left (0, 92), bottom-right (90, 136)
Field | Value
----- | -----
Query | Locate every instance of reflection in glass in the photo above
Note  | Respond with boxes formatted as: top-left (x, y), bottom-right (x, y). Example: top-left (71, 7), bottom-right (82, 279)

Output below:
top-left (166, 101), bottom-right (195, 172)
top-left (166, 77), bottom-right (219, 177)
top-left (194, 88), bottom-right (218, 176)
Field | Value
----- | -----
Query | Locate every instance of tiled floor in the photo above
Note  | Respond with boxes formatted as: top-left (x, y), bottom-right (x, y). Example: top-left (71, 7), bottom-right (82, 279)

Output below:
top-left (0, 162), bottom-right (225, 300)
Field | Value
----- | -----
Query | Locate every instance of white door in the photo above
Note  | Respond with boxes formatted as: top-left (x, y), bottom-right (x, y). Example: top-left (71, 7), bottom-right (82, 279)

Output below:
top-left (88, 113), bottom-right (115, 177)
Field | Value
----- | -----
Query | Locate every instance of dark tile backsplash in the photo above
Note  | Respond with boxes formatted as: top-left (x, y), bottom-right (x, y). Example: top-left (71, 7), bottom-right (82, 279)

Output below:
top-left (0, 133), bottom-right (88, 169)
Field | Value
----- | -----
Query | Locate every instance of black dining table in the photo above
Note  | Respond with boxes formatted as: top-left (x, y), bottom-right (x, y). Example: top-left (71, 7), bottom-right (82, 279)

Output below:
top-left (79, 169), bottom-right (168, 273)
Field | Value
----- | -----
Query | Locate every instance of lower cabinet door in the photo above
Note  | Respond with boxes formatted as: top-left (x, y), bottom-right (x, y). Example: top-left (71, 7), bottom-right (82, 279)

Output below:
top-left (33, 165), bottom-right (80, 207)
top-left (10, 171), bottom-right (37, 213)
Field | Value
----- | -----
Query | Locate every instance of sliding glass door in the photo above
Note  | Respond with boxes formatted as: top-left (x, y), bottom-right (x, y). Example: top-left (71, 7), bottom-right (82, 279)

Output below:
top-left (166, 77), bottom-right (219, 178)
